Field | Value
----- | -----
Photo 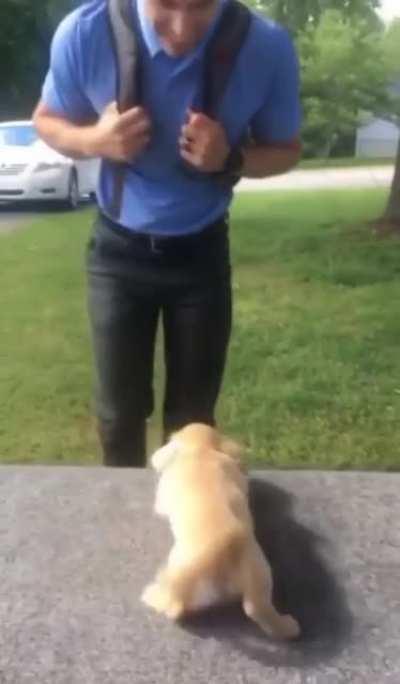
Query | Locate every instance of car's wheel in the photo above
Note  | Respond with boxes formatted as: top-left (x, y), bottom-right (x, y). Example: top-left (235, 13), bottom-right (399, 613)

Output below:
top-left (65, 169), bottom-right (79, 210)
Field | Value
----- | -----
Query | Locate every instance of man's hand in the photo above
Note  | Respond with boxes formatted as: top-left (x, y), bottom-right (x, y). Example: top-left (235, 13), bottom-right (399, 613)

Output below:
top-left (179, 110), bottom-right (230, 173)
top-left (91, 101), bottom-right (152, 162)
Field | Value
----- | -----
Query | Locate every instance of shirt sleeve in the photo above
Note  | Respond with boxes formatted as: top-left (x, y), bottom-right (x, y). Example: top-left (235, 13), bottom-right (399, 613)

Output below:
top-left (41, 11), bottom-right (97, 122)
top-left (250, 28), bottom-right (301, 144)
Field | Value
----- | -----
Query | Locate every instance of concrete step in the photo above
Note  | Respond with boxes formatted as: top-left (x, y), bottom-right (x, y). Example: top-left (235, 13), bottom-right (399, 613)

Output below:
top-left (0, 467), bottom-right (399, 683)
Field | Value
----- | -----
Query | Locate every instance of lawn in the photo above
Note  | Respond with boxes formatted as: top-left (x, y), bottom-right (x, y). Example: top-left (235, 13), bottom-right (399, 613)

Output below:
top-left (1, 188), bottom-right (400, 469)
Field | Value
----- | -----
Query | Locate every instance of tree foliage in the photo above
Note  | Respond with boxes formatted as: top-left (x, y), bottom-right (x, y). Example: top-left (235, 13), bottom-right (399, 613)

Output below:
top-left (0, 0), bottom-right (73, 117)
top-left (298, 10), bottom-right (389, 156)
top-left (251, 0), bottom-right (381, 33)
top-left (380, 18), bottom-right (400, 129)
top-left (0, 0), bottom-right (397, 162)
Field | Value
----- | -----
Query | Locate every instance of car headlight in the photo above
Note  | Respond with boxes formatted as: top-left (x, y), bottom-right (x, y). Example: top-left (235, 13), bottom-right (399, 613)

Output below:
top-left (34, 162), bottom-right (65, 173)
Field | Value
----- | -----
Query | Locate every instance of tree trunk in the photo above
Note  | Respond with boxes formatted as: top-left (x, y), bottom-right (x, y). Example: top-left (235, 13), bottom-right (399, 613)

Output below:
top-left (384, 136), bottom-right (400, 224)
top-left (372, 136), bottom-right (400, 236)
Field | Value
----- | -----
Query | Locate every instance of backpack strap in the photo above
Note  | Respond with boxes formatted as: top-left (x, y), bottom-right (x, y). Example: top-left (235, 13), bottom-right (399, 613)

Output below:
top-left (108, 0), bottom-right (141, 111)
top-left (106, 0), bottom-right (141, 218)
top-left (105, 0), bottom-right (251, 218)
top-left (181, 0), bottom-right (251, 182)
top-left (202, 0), bottom-right (251, 119)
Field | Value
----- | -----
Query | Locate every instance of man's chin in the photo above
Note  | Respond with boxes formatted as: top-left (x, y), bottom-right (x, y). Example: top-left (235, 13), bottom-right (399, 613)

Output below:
top-left (162, 41), bottom-right (194, 57)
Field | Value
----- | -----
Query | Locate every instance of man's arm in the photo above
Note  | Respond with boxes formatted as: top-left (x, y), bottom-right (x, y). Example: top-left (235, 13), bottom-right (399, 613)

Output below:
top-left (180, 27), bottom-right (301, 179)
top-left (34, 9), bottom-right (151, 163)
top-left (33, 100), bottom-right (152, 162)
top-left (33, 101), bottom-right (99, 159)
top-left (179, 112), bottom-right (301, 178)
top-left (243, 26), bottom-right (302, 178)
top-left (241, 140), bottom-right (302, 178)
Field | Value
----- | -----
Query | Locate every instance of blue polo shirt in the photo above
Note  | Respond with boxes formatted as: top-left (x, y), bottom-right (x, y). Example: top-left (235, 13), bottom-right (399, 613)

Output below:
top-left (41, 0), bottom-right (301, 235)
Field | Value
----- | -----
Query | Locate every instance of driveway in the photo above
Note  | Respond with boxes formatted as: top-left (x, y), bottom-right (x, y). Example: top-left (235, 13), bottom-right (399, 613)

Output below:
top-left (236, 165), bottom-right (394, 192)
top-left (0, 200), bottom-right (92, 234)
top-left (0, 166), bottom-right (394, 233)
top-left (0, 205), bottom-right (40, 234)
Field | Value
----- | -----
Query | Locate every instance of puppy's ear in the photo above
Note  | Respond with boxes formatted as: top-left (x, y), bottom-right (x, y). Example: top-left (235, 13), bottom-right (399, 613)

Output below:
top-left (151, 440), bottom-right (179, 472)
top-left (219, 435), bottom-right (243, 460)
top-left (218, 435), bottom-right (247, 472)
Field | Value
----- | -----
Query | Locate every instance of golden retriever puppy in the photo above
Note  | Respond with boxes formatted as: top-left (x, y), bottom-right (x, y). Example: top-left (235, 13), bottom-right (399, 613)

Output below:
top-left (141, 423), bottom-right (300, 640)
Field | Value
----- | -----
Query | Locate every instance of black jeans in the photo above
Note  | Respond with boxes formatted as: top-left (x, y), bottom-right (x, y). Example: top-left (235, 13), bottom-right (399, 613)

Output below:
top-left (86, 211), bottom-right (232, 467)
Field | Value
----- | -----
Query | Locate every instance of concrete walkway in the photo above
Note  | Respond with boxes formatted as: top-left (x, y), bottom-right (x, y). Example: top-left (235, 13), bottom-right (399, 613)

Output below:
top-left (1, 466), bottom-right (399, 683)
top-left (236, 165), bottom-right (394, 192)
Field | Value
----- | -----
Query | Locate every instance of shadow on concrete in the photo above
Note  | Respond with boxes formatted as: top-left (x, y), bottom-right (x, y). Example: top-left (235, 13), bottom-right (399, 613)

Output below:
top-left (181, 477), bottom-right (354, 668)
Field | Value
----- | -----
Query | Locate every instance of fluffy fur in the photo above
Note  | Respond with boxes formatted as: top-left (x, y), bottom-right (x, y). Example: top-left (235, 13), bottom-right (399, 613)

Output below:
top-left (141, 423), bottom-right (300, 640)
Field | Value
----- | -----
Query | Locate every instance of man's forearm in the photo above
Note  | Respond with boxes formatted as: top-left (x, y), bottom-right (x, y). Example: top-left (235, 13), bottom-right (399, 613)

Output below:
top-left (33, 100), bottom-right (152, 164)
top-left (241, 141), bottom-right (301, 178)
top-left (33, 104), bottom-right (98, 159)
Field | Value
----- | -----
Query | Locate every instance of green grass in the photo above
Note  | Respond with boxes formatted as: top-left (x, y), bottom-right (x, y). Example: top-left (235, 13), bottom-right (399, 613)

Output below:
top-left (1, 189), bottom-right (400, 469)
top-left (299, 157), bottom-right (394, 169)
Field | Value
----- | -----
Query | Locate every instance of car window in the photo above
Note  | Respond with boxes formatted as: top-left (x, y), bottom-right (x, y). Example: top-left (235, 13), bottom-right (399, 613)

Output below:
top-left (0, 126), bottom-right (38, 147)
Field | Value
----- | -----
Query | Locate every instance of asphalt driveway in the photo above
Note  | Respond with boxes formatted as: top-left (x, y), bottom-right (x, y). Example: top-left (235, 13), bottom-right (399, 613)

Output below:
top-left (0, 204), bottom-right (40, 234)
top-left (0, 165), bottom-right (394, 233)
top-left (236, 164), bottom-right (393, 192)
top-left (0, 200), bottom-right (92, 234)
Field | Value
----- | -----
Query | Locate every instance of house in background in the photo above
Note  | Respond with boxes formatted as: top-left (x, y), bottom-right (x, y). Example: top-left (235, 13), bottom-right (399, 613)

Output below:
top-left (356, 118), bottom-right (399, 158)
top-left (356, 79), bottom-right (400, 158)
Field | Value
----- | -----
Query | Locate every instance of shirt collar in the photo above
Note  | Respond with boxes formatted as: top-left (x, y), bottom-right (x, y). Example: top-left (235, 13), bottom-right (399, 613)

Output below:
top-left (136, 0), bottom-right (163, 57)
top-left (135, 0), bottom-right (227, 61)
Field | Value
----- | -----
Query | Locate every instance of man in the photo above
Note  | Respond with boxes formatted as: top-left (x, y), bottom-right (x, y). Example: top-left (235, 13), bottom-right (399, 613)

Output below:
top-left (33, 0), bottom-right (301, 467)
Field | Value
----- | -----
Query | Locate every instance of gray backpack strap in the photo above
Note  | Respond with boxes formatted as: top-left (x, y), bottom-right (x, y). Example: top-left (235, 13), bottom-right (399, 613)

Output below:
top-left (181, 0), bottom-right (251, 180)
top-left (202, 0), bottom-right (251, 118)
top-left (105, 0), bottom-right (251, 217)
top-left (106, 0), bottom-right (141, 218)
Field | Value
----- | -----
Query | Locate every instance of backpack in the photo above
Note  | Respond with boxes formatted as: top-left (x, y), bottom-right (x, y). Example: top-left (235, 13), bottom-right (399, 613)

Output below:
top-left (106, 0), bottom-right (251, 218)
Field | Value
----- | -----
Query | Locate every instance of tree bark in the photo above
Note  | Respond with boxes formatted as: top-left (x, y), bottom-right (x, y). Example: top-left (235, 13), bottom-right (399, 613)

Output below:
top-left (372, 135), bottom-right (400, 236)
top-left (384, 136), bottom-right (400, 224)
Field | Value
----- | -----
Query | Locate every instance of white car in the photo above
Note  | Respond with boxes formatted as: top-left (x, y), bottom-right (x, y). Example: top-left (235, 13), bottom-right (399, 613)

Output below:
top-left (0, 120), bottom-right (100, 209)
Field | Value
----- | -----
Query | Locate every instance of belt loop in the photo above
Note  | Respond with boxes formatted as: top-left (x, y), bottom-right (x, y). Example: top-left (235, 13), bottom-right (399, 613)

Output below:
top-left (150, 235), bottom-right (162, 254)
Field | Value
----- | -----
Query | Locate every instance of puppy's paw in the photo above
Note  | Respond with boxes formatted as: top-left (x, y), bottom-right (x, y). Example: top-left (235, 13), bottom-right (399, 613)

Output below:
top-left (141, 583), bottom-right (185, 621)
top-left (141, 583), bottom-right (166, 613)
top-left (276, 614), bottom-right (301, 640)
top-left (165, 599), bottom-right (185, 621)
